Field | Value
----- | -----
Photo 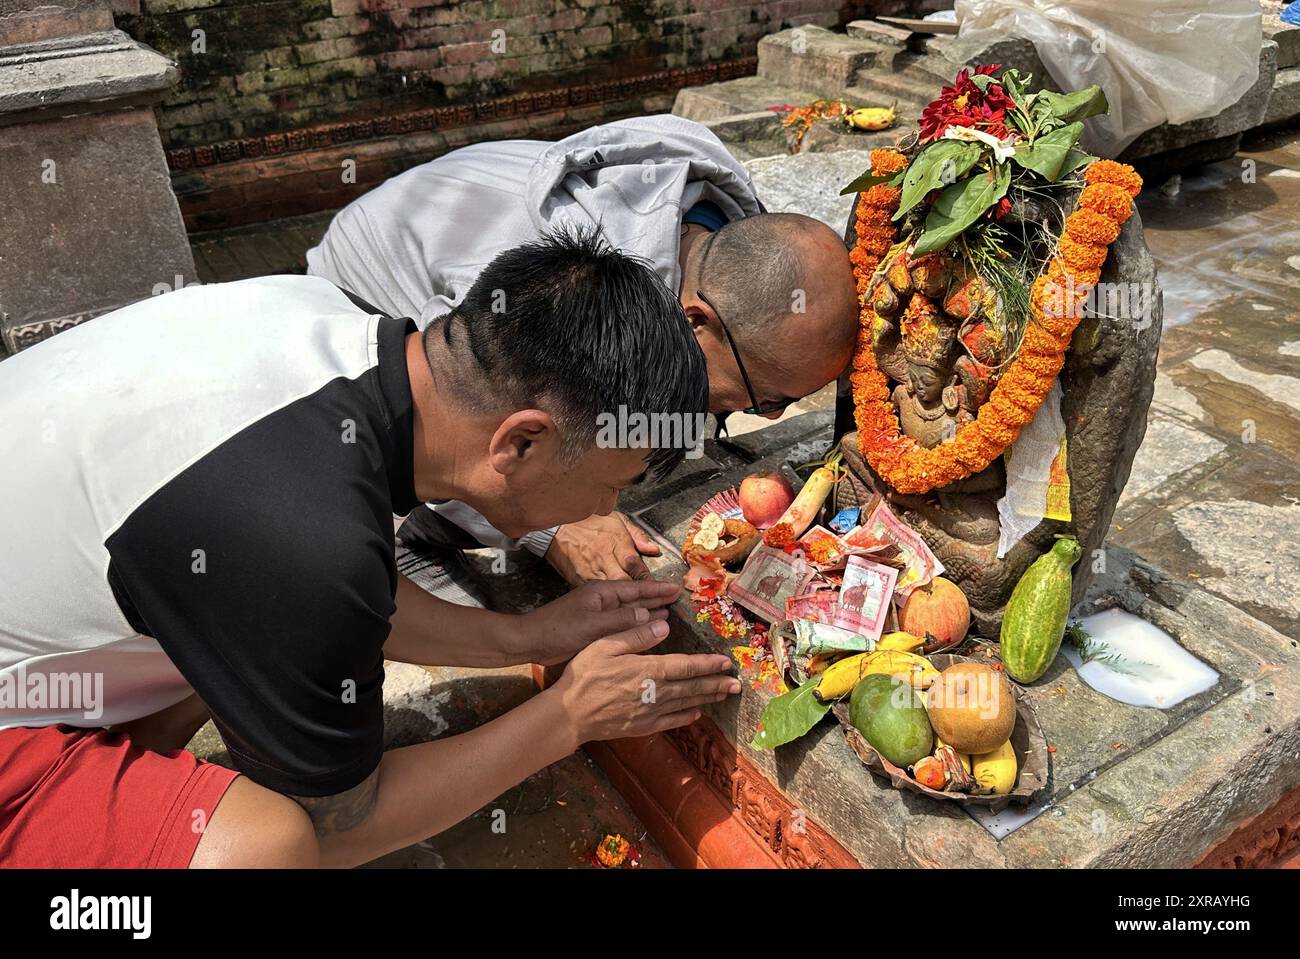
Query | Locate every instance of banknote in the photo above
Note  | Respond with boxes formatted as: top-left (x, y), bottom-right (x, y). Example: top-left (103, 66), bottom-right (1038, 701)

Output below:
top-left (831, 555), bottom-right (898, 641)
top-left (771, 618), bottom-right (871, 683)
top-left (843, 497), bottom-right (943, 599)
top-left (784, 587), bottom-right (839, 623)
top-left (728, 544), bottom-right (816, 623)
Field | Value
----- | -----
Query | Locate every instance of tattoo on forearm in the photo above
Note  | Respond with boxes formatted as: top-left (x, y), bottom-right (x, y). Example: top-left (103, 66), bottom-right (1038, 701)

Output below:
top-left (290, 769), bottom-right (379, 837)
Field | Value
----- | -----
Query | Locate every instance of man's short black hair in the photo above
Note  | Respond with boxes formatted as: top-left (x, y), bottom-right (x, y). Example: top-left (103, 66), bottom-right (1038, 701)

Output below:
top-left (428, 227), bottom-right (708, 479)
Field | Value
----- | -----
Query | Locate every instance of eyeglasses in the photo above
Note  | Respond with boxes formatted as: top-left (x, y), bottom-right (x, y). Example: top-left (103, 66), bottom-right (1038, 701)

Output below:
top-left (696, 289), bottom-right (795, 417)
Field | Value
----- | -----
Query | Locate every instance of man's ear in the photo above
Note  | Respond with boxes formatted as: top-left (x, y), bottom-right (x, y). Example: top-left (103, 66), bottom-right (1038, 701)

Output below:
top-left (683, 298), bottom-right (716, 338)
top-left (487, 409), bottom-right (558, 476)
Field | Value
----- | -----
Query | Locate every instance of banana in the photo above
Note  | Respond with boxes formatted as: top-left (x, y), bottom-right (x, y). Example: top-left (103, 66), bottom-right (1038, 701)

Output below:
top-left (971, 739), bottom-right (1017, 795)
top-left (845, 105), bottom-right (897, 131)
top-left (814, 649), bottom-right (939, 701)
top-left (877, 630), bottom-right (926, 653)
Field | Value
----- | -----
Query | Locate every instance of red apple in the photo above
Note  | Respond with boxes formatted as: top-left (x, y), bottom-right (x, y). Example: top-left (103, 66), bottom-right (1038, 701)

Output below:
top-left (739, 471), bottom-right (795, 530)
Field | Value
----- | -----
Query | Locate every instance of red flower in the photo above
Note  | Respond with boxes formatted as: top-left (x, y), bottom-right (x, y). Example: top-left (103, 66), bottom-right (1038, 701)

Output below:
top-left (919, 64), bottom-right (1016, 143)
top-left (992, 196), bottom-right (1013, 219)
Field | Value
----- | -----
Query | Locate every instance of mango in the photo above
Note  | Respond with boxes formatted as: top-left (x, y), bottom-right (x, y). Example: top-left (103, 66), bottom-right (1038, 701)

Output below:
top-left (850, 673), bottom-right (933, 768)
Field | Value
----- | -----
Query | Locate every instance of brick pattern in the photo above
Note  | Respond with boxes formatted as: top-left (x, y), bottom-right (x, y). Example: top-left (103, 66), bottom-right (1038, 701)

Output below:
top-left (173, 57), bottom-right (752, 232)
top-left (165, 54), bottom-right (755, 172)
top-left (119, 0), bottom-right (850, 153)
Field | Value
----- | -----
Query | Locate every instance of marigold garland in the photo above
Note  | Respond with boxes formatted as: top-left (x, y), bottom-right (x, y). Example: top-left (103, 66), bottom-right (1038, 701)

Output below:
top-left (849, 151), bottom-right (1142, 494)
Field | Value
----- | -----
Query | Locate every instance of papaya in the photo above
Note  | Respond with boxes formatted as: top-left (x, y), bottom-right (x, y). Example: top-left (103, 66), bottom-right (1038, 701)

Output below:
top-left (999, 535), bottom-right (1083, 683)
top-left (850, 673), bottom-right (933, 768)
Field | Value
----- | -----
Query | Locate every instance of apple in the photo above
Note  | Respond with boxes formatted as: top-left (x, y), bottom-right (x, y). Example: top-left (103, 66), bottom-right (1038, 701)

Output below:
top-left (739, 471), bottom-right (795, 530)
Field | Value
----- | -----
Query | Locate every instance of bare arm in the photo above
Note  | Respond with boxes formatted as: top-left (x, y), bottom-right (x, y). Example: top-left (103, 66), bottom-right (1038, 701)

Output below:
top-left (384, 573), bottom-right (682, 669)
top-left (384, 574), bottom-right (523, 668)
top-left (290, 619), bottom-right (740, 868)
top-left (292, 685), bottom-right (577, 867)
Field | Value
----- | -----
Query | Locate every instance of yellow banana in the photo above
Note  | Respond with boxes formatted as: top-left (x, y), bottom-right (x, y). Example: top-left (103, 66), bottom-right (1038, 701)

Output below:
top-left (971, 739), bottom-right (1017, 795)
top-left (845, 105), bottom-right (897, 131)
top-left (877, 630), bottom-right (926, 653)
top-left (814, 649), bottom-right (938, 701)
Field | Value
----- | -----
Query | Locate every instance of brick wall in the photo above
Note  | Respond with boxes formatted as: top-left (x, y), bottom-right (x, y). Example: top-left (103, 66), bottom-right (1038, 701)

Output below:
top-left (121, 0), bottom-right (863, 152)
top-left (117, 1), bottom-right (928, 230)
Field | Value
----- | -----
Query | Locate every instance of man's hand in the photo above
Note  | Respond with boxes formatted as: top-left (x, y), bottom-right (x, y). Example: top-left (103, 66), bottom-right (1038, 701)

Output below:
top-left (521, 579), bottom-right (681, 666)
top-left (547, 512), bottom-right (661, 584)
top-left (551, 619), bottom-right (741, 742)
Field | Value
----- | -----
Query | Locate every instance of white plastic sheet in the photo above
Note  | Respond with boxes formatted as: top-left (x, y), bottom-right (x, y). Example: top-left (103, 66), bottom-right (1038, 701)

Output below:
top-left (997, 380), bottom-right (1067, 559)
top-left (952, 0), bottom-right (1263, 156)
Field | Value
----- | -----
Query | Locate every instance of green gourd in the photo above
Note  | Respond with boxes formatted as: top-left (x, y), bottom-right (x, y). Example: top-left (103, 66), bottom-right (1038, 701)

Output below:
top-left (1000, 535), bottom-right (1083, 683)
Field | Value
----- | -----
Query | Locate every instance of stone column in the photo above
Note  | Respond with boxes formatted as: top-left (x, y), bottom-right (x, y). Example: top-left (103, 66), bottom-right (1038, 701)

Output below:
top-left (0, 0), bottom-right (194, 355)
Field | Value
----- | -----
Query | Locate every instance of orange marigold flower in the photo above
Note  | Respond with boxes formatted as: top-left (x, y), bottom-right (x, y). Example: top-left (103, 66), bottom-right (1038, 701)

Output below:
top-left (979, 412), bottom-right (1019, 450)
top-left (1015, 348), bottom-right (1064, 378)
top-left (1078, 182), bottom-right (1134, 224)
top-left (1065, 208), bottom-right (1121, 246)
top-left (1084, 160), bottom-right (1143, 198)
top-left (861, 184), bottom-right (902, 209)
top-left (763, 522), bottom-right (796, 549)
top-left (1045, 258), bottom-right (1100, 293)
top-left (858, 228), bottom-right (895, 255)
top-left (870, 148), bottom-right (908, 176)
top-left (857, 206), bottom-right (894, 228)
top-left (949, 426), bottom-right (990, 470)
top-left (1021, 322), bottom-right (1069, 356)
top-left (1058, 233), bottom-right (1109, 273)
top-left (984, 390), bottom-right (1035, 429)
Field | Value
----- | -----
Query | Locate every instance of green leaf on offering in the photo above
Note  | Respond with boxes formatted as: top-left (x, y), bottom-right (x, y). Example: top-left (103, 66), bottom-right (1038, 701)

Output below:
top-left (839, 168), bottom-right (893, 196)
top-left (894, 140), bottom-right (982, 220)
top-left (749, 678), bottom-right (831, 750)
top-left (912, 162), bottom-right (1011, 256)
top-left (1037, 85), bottom-right (1109, 124)
top-left (1001, 68), bottom-right (1033, 107)
top-left (1011, 122), bottom-right (1084, 181)
top-left (1058, 147), bottom-right (1097, 179)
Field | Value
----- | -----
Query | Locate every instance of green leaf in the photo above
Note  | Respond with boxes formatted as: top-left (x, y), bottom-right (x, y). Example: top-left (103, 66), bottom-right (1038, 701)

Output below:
top-left (1037, 85), bottom-right (1109, 124)
top-left (894, 140), bottom-right (982, 220)
top-left (912, 162), bottom-right (1011, 257)
top-left (749, 679), bottom-right (831, 750)
top-left (1011, 122), bottom-right (1084, 181)
top-left (1001, 68), bottom-right (1033, 107)
top-left (839, 168), bottom-right (892, 196)
top-left (1058, 147), bottom-right (1097, 179)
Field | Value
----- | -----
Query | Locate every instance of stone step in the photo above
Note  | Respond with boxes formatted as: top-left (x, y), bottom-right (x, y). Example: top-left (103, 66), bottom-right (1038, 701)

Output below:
top-left (1264, 6), bottom-right (1300, 70)
top-left (756, 25), bottom-right (892, 95)
top-left (672, 74), bottom-right (823, 123)
top-left (1263, 64), bottom-right (1300, 128)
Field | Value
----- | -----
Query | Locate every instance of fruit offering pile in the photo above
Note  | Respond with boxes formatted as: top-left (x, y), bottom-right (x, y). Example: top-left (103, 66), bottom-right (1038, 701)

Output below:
top-left (837, 657), bottom-right (1028, 800)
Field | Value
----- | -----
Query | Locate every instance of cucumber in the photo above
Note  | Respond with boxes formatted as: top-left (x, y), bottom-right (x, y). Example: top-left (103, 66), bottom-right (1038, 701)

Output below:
top-left (999, 535), bottom-right (1083, 684)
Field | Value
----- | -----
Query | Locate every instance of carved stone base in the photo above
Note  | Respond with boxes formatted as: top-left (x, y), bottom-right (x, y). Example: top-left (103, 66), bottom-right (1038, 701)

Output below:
top-left (587, 717), bottom-right (861, 869)
top-left (1193, 785), bottom-right (1300, 869)
top-left (533, 664), bottom-right (858, 869)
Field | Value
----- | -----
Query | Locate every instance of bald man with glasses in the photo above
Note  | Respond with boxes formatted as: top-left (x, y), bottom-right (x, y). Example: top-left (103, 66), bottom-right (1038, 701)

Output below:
top-left (308, 116), bottom-right (859, 586)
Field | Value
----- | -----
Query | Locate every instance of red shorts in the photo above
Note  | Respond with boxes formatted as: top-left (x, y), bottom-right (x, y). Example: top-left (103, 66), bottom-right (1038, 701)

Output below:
top-left (0, 724), bottom-right (239, 868)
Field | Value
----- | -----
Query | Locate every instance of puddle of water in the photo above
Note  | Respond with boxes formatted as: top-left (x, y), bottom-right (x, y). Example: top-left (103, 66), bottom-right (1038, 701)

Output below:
top-left (1061, 608), bottom-right (1218, 709)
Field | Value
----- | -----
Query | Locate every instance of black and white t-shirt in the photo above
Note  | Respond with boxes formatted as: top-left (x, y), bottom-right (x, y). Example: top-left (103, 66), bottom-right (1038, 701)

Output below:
top-left (0, 275), bottom-right (420, 796)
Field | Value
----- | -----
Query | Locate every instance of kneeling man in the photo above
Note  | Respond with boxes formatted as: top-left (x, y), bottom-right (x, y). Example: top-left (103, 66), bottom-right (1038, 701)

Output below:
top-left (0, 230), bottom-right (738, 868)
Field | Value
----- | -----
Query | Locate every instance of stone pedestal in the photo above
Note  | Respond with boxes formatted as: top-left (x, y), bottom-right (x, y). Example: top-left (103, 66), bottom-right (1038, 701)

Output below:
top-left (470, 414), bottom-right (1300, 869)
top-left (0, 0), bottom-right (193, 354)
